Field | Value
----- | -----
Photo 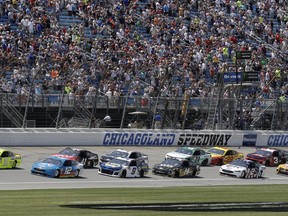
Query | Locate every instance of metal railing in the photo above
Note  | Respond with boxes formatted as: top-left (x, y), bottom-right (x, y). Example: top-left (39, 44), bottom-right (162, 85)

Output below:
top-left (0, 92), bottom-right (287, 130)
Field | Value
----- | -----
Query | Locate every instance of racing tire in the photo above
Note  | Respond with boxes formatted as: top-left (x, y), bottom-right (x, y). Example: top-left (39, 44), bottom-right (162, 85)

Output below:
top-left (120, 170), bottom-right (127, 178)
top-left (139, 170), bottom-right (145, 178)
top-left (12, 161), bottom-right (17, 169)
top-left (258, 171), bottom-right (263, 178)
top-left (191, 170), bottom-right (197, 177)
top-left (218, 159), bottom-right (223, 166)
top-left (201, 159), bottom-right (208, 166)
top-left (265, 160), bottom-right (270, 167)
top-left (54, 169), bottom-right (60, 178)
top-left (172, 171), bottom-right (179, 178)
top-left (75, 169), bottom-right (80, 177)
top-left (240, 171), bottom-right (246, 178)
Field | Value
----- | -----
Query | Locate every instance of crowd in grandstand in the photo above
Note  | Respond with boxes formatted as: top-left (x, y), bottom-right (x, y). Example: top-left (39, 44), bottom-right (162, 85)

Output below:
top-left (0, 0), bottom-right (287, 105)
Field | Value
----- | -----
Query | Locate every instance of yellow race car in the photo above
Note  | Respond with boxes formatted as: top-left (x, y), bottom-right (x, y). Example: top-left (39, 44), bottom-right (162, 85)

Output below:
top-left (276, 163), bottom-right (288, 175)
top-left (0, 149), bottom-right (22, 168)
top-left (207, 147), bottom-right (244, 166)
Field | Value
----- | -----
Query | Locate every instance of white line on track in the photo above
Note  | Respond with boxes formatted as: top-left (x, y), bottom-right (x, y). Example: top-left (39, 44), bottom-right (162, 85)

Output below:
top-left (0, 177), bottom-right (287, 185)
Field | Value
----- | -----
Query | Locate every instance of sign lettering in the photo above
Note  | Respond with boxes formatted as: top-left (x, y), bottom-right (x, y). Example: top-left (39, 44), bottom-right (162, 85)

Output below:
top-left (103, 133), bottom-right (175, 146)
top-left (177, 134), bottom-right (231, 146)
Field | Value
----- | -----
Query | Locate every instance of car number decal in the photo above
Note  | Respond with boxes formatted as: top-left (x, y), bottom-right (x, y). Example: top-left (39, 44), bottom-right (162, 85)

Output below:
top-left (64, 167), bottom-right (72, 174)
top-left (273, 157), bottom-right (278, 165)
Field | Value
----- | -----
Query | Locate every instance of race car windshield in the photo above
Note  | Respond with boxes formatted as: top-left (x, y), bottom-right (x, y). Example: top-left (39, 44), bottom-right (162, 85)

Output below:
top-left (109, 158), bottom-right (129, 166)
top-left (59, 148), bottom-right (79, 156)
top-left (109, 151), bottom-right (129, 158)
top-left (230, 160), bottom-right (248, 167)
top-left (162, 159), bottom-right (181, 167)
top-left (175, 148), bottom-right (194, 155)
top-left (207, 148), bottom-right (225, 155)
top-left (42, 158), bottom-right (63, 166)
top-left (254, 150), bottom-right (272, 157)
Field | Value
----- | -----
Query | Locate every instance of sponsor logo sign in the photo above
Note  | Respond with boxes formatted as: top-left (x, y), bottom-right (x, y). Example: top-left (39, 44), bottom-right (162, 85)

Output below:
top-left (242, 134), bottom-right (257, 146)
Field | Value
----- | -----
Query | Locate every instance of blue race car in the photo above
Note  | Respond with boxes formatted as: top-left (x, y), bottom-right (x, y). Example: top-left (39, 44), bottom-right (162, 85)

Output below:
top-left (31, 156), bottom-right (84, 178)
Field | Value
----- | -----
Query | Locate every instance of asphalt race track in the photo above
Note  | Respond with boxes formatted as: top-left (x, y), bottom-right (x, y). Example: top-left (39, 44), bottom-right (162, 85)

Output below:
top-left (0, 146), bottom-right (287, 190)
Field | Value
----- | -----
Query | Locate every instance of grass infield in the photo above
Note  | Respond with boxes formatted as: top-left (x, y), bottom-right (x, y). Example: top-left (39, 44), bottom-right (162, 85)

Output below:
top-left (0, 185), bottom-right (288, 216)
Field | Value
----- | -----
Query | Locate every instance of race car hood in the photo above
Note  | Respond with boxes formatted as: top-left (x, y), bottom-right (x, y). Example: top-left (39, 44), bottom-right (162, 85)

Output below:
top-left (100, 162), bottom-right (123, 171)
top-left (32, 162), bottom-right (59, 170)
top-left (221, 164), bottom-right (245, 171)
top-left (166, 152), bottom-right (191, 159)
top-left (52, 154), bottom-right (78, 161)
top-left (246, 153), bottom-right (267, 160)
top-left (100, 155), bottom-right (114, 163)
top-left (153, 163), bottom-right (175, 170)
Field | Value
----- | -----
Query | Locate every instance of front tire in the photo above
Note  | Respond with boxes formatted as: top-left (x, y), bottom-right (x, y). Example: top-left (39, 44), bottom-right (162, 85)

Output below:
top-left (54, 169), bottom-right (60, 178)
top-left (12, 161), bottom-right (17, 168)
top-left (191, 170), bottom-right (197, 177)
top-left (139, 170), bottom-right (144, 178)
top-left (240, 171), bottom-right (246, 178)
top-left (258, 170), bottom-right (263, 178)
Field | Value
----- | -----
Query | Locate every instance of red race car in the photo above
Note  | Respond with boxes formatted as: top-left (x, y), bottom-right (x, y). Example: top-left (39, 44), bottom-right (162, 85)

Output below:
top-left (52, 147), bottom-right (98, 168)
top-left (245, 148), bottom-right (288, 166)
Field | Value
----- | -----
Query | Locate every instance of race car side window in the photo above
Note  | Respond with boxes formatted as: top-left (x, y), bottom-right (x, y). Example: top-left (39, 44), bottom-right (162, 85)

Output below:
top-left (63, 160), bottom-right (72, 166)
top-left (1, 151), bottom-right (9, 157)
top-left (199, 150), bottom-right (205, 155)
top-left (272, 151), bottom-right (279, 157)
top-left (130, 152), bottom-right (137, 159)
top-left (182, 160), bottom-right (189, 167)
top-left (194, 150), bottom-right (200, 156)
top-left (226, 150), bottom-right (232, 155)
top-left (129, 160), bottom-right (137, 166)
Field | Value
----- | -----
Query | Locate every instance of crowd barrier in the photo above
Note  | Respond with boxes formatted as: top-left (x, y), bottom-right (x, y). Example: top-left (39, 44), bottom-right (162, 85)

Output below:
top-left (0, 128), bottom-right (288, 147)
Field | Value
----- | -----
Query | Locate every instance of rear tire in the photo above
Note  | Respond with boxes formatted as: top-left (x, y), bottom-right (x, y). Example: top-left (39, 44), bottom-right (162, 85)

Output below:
top-left (75, 169), bottom-right (80, 177)
top-left (201, 159), bottom-right (208, 166)
top-left (121, 170), bottom-right (127, 178)
top-left (139, 170), bottom-right (144, 178)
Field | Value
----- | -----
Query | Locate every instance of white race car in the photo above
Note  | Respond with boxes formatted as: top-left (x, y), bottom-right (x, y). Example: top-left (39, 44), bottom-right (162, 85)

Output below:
top-left (219, 159), bottom-right (266, 178)
top-left (165, 147), bottom-right (211, 166)
top-left (98, 157), bottom-right (149, 178)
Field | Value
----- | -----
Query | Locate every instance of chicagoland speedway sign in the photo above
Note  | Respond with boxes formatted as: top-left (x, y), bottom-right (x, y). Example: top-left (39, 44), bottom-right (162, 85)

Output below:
top-left (0, 129), bottom-right (288, 147)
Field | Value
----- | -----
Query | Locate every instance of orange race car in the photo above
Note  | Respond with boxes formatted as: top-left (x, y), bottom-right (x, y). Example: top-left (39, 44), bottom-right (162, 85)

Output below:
top-left (207, 147), bottom-right (244, 166)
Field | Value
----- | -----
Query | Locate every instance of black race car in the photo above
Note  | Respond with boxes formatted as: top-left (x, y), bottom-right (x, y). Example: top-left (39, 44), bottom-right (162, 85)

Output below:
top-left (52, 147), bottom-right (98, 168)
top-left (152, 158), bottom-right (200, 178)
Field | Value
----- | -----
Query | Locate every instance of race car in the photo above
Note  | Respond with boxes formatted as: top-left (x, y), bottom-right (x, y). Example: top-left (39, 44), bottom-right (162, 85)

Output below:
top-left (245, 148), bottom-right (288, 166)
top-left (219, 159), bottom-right (266, 178)
top-left (276, 163), bottom-right (288, 175)
top-left (165, 147), bottom-right (211, 166)
top-left (98, 158), bottom-right (149, 178)
top-left (207, 147), bottom-right (244, 165)
top-left (0, 149), bottom-right (22, 169)
top-left (31, 156), bottom-right (84, 178)
top-left (152, 158), bottom-right (200, 178)
top-left (52, 147), bottom-right (98, 168)
top-left (99, 149), bottom-right (148, 164)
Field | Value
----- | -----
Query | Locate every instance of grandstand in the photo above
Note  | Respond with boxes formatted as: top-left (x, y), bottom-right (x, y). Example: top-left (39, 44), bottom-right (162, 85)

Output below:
top-left (0, 0), bottom-right (287, 130)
